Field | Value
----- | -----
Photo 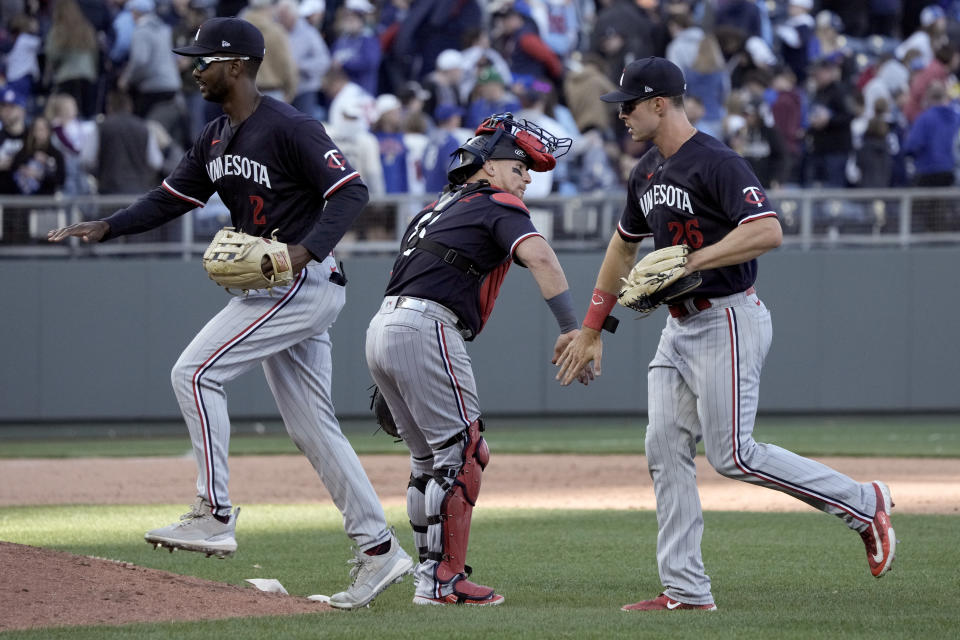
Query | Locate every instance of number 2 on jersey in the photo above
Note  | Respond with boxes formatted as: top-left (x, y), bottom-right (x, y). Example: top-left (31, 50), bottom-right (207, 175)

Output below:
top-left (249, 195), bottom-right (265, 226)
top-left (668, 219), bottom-right (703, 248)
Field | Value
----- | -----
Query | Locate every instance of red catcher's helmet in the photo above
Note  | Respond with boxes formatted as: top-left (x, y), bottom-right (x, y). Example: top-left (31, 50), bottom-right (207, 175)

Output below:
top-left (446, 112), bottom-right (572, 185)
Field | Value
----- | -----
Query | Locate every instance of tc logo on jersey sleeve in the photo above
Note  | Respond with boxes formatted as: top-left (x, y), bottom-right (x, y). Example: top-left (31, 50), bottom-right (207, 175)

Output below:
top-left (742, 186), bottom-right (766, 207)
top-left (324, 149), bottom-right (347, 171)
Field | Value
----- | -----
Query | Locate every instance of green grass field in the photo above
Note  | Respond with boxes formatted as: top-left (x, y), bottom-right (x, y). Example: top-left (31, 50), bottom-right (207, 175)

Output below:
top-left (3, 414), bottom-right (960, 458)
top-left (1, 416), bottom-right (958, 638)
top-left (0, 506), bottom-right (956, 639)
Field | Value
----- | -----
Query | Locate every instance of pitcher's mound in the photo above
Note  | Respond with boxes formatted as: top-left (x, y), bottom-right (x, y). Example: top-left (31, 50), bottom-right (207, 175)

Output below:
top-left (0, 541), bottom-right (325, 631)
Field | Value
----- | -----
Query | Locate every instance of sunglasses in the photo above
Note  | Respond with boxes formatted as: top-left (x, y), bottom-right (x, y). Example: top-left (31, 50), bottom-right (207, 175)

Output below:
top-left (619, 98), bottom-right (642, 116)
top-left (193, 56), bottom-right (251, 72)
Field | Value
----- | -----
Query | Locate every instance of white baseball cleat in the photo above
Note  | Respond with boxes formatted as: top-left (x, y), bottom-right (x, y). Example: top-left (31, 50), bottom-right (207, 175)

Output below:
top-left (144, 498), bottom-right (239, 558)
top-left (328, 529), bottom-right (414, 609)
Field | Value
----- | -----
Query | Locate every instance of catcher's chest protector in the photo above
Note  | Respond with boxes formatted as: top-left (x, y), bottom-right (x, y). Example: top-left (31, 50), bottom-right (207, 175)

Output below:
top-left (401, 183), bottom-right (499, 278)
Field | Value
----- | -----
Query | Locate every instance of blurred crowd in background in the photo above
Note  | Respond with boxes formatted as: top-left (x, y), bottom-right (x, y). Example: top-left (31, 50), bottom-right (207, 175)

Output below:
top-left (2, 0), bottom-right (960, 209)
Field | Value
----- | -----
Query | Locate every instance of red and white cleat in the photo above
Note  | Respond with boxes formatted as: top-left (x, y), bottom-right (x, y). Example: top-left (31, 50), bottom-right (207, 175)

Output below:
top-left (413, 576), bottom-right (504, 606)
top-left (621, 593), bottom-right (717, 611)
top-left (860, 480), bottom-right (896, 578)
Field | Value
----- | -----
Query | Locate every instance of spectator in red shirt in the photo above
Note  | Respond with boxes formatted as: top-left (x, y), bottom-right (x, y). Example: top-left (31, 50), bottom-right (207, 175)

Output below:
top-left (491, 4), bottom-right (563, 84)
top-left (904, 44), bottom-right (959, 124)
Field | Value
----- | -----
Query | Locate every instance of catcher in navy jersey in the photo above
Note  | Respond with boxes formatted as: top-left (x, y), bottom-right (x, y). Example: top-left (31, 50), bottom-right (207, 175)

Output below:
top-left (48, 17), bottom-right (413, 609)
top-left (365, 113), bottom-right (586, 606)
top-left (556, 57), bottom-right (896, 611)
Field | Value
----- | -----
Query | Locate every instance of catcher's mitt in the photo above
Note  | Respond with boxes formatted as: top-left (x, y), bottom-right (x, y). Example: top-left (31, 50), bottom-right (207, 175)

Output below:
top-left (618, 244), bottom-right (702, 315)
top-left (369, 384), bottom-right (401, 439)
top-left (202, 227), bottom-right (293, 292)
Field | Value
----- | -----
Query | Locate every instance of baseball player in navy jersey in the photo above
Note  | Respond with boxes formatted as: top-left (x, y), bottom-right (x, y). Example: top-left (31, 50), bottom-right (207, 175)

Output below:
top-left (556, 58), bottom-right (896, 611)
top-left (48, 17), bottom-right (412, 609)
top-left (366, 113), bottom-right (583, 606)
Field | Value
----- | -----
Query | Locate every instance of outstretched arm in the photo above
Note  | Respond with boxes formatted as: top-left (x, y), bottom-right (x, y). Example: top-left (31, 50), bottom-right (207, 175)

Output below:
top-left (555, 232), bottom-right (641, 386)
top-left (514, 235), bottom-right (569, 299)
top-left (515, 235), bottom-right (593, 384)
top-left (48, 220), bottom-right (110, 243)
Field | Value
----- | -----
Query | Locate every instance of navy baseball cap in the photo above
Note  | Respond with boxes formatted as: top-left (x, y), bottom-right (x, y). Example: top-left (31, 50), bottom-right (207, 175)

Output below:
top-left (0, 85), bottom-right (27, 108)
top-left (600, 57), bottom-right (686, 103)
top-left (434, 103), bottom-right (464, 122)
top-left (172, 17), bottom-right (265, 58)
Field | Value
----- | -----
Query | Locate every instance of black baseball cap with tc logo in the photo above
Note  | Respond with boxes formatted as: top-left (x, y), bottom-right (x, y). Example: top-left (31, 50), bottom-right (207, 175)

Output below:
top-left (600, 57), bottom-right (687, 103)
top-left (172, 17), bottom-right (266, 58)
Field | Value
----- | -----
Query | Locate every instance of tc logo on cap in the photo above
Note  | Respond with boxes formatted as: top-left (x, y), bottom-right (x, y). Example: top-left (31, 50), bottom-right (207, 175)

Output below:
top-left (222, 40), bottom-right (231, 47)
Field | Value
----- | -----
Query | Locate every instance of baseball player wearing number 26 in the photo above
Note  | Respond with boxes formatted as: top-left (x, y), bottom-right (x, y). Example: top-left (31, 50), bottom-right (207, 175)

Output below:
top-left (556, 58), bottom-right (896, 612)
top-left (48, 17), bottom-right (412, 609)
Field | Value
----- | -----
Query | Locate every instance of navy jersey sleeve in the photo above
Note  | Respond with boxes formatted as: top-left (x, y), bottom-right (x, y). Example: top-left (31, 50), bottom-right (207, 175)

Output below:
top-left (287, 119), bottom-right (366, 258)
top-left (161, 138), bottom-right (217, 208)
top-left (485, 192), bottom-right (541, 265)
top-left (617, 164), bottom-right (654, 243)
top-left (289, 119), bottom-right (362, 200)
top-left (709, 156), bottom-right (778, 225)
top-left (101, 143), bottom-right (216, 239)
top-left (300, 180), bottom-right (369, 259)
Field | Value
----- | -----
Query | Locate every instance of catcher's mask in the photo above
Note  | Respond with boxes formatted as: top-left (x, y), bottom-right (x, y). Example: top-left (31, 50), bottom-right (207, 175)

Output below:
top-left (446, 113), bottom-right (572, 185)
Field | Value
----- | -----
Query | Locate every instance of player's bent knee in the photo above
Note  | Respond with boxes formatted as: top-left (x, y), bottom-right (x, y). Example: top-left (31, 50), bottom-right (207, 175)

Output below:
top-left (705, 446), bottom-right (743, 478)
top-left (644, 425), bottom-right (666, 465)
top-left (170, 357), bottom-right (194, 397)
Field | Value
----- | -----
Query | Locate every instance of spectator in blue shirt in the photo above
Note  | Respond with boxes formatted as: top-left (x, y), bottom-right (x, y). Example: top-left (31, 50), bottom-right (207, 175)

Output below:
top-left (465, 67), bottom-right (520, 129)
top-left (109, 0), bottom-right (137, 67)
top-left (683, 33), bottom-right (729, 140)
top-left (904, 81), bottom-right (960, 186)
top-left (903, 80), bottom-right (960, 230)
top-left (331, 0), bottom-right (382, 97)
top-left (373, 93), bottom-right (410, 194)
top-left (422, 103), bottom-right (465, 193)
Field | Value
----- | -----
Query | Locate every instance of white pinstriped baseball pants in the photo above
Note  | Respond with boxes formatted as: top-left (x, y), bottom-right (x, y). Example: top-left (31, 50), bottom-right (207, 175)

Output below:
top-left (365, 296), bottom-right (479, 466)
top-left (169, 257), bottom-right (390, 549)
top-left (366, 295), bottom-right (481, 583)
top-left (645, 289), bottom-right (878, 604)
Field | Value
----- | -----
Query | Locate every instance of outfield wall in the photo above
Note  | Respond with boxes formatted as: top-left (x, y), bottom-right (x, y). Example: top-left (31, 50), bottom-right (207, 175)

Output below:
top-left (2, 247), bottom-right (958, 421)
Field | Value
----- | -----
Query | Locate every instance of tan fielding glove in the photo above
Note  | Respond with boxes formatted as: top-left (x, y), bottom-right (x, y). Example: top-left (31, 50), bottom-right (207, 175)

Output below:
top-left (618, 244), bottom-right (702, 315)
top-left (202, 227), bottom-right (294, 293)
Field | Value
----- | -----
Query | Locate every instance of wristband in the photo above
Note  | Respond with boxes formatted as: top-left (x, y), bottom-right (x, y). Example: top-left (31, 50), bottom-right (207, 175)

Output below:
top-left (545, 290), bottom-right (578, 333)
top-left (583, 288), bottom-right (617, 331)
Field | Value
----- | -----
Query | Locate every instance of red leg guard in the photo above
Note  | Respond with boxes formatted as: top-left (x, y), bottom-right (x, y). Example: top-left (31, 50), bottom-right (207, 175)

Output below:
top-left (436, 419), bottom-right (487, 583)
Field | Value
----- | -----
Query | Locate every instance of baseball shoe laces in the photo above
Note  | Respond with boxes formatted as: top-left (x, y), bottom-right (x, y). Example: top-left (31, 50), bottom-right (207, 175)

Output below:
top-left (144, 497), bottom-right (239, 558)
top-left (860, 480), bottom-right (896, 578)
top-left (328, 529), bottom-right (414, 609)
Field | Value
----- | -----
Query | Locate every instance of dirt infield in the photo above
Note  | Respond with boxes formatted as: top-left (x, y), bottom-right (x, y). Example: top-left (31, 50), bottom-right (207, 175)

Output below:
top-left (1, 454), bottom-right (956, 631)
top-left (2, 454), bottom-right (957, 513)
